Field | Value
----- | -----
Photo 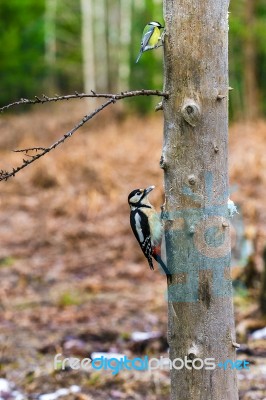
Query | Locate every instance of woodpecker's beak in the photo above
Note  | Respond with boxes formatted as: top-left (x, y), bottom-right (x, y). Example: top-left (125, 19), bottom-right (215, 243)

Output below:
top-left (144, 185), bottom-right (155, 196)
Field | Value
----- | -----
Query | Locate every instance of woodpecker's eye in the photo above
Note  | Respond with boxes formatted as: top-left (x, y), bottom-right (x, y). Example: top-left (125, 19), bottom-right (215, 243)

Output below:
top-left (128, 189), bottom-right (144, 205)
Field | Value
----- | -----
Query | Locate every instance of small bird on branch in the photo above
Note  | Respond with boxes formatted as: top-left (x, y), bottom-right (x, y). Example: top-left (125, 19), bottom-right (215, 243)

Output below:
top-left (128, 185), bottom-right (171, 280)
top-left (136, 21), bottom-right (164, 63)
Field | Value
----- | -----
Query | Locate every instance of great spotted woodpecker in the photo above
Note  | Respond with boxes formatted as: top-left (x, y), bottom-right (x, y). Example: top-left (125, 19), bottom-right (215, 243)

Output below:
top-left (128, 185), bottom-right (171, 279)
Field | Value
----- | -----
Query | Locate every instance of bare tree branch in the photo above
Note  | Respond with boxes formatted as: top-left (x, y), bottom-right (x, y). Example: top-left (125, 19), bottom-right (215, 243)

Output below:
top-left (0, 99), bottom-right (114, 181)
top-left (0, 90), bottom-right (169, 113)
top-left (0, 89), bottom-right (169, 181)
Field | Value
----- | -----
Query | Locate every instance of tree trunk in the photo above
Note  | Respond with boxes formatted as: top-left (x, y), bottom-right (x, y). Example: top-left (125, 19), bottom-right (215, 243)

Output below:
top-left (106, 0), bottom-right (120, 92)
top-left (93, 0), bottom-right (108, 91)
top-left (44, 0), bottom-right (57, 93)
top-left (118, 0), bottom-right (132, 92)
top-left (162, 1), bottom-right (239, 399)
top-left (81, 0), bottom-right (95, 93)
top-left (243, 0), bottom-right (260, 120)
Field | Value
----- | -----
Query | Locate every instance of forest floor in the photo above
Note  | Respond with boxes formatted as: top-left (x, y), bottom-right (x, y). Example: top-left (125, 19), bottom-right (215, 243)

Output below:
top-left (0, 101), bottom-right (265, 400)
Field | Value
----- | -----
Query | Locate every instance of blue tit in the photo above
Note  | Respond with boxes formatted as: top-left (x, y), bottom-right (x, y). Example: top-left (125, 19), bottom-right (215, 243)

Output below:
top-left (136, 21), bottom-right (164, 63)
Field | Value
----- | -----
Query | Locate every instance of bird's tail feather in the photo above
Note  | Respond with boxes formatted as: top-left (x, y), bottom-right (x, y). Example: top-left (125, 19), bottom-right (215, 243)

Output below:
top-left (153, 254), bottom-right (172, 283)
top-left (148, 257), bottom-right (154, 270)
top-left (135, 51), bottom-right (142, 63)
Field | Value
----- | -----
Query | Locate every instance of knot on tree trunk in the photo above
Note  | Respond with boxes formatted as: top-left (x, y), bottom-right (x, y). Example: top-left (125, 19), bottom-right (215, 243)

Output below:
top-left (181, 99), bottom-right (201, 127)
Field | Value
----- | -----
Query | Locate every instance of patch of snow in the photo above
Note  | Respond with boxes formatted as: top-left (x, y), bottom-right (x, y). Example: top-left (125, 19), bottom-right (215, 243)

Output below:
top-left (39, 385), bottom-right (80, 400)
top-left (228, 198), bottom-right (238, 218)
top-left (131, 331), bottom-right (161, 342)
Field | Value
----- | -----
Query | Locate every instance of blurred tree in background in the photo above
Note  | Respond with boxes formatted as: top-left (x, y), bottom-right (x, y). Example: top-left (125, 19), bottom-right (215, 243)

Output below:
top-left (229, 0), bottom-right (266, 120)
top-left (0, 0), bottom-right (266, 118)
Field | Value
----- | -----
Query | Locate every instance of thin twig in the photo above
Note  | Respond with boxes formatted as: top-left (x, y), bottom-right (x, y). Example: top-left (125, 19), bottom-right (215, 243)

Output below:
top-left (13, 147), bottom-right (47, 153)
top-left (0, 90), bottom-right (169, 113)
top-left (0, 99), bottom-right (114, 181)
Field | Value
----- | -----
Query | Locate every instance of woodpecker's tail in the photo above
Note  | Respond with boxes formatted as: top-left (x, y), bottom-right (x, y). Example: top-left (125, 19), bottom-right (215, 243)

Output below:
top-left (135, 50), bottom-right (142, 63)
top-left (153, 253), bottom-right (172, 283)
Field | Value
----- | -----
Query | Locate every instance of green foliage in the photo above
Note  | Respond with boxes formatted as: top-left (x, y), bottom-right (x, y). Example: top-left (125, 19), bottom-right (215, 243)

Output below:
top-left (130, 0), bottom-right (164, 113)
top-left (229, 5), bottom-right (245, 120)
top-left (57, 290), bottom-right (83, 307)
top-left (255, 0), bottom-right (266, 114)
top-left (55, 0), bottom-right (83, 93)
top-left (229, 0), bottom-right (266, 118)
top-left (0, 0), bottom-right (45, 107)
top-left (0, 256), bottom-right (15, 267)
top-left (0, 0), bottom-right (266, 118)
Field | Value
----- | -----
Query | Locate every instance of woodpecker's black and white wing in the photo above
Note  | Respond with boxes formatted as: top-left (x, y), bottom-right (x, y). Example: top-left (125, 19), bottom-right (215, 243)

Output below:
top-left (130, 209), bottom-right (154, 269)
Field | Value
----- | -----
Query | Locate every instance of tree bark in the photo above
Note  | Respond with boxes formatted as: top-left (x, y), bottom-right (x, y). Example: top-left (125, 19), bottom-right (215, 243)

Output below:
top-left (162, 1), bottom-right (239, 399)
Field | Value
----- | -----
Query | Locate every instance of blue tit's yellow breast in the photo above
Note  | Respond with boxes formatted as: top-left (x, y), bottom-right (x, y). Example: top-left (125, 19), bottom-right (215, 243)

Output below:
top-left (149, 26), bottom-right (161, 47)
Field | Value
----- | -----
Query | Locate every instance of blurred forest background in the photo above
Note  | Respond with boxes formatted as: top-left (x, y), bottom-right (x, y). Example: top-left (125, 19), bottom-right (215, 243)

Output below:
top-left (1, 0), bottom-right (266, 118)
top-left (0, 1), bottom-right (266, 399)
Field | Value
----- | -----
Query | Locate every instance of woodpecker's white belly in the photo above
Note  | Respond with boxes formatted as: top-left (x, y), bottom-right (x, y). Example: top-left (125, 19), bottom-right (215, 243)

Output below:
top-left (147, 209), bottom-right (163, 246)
